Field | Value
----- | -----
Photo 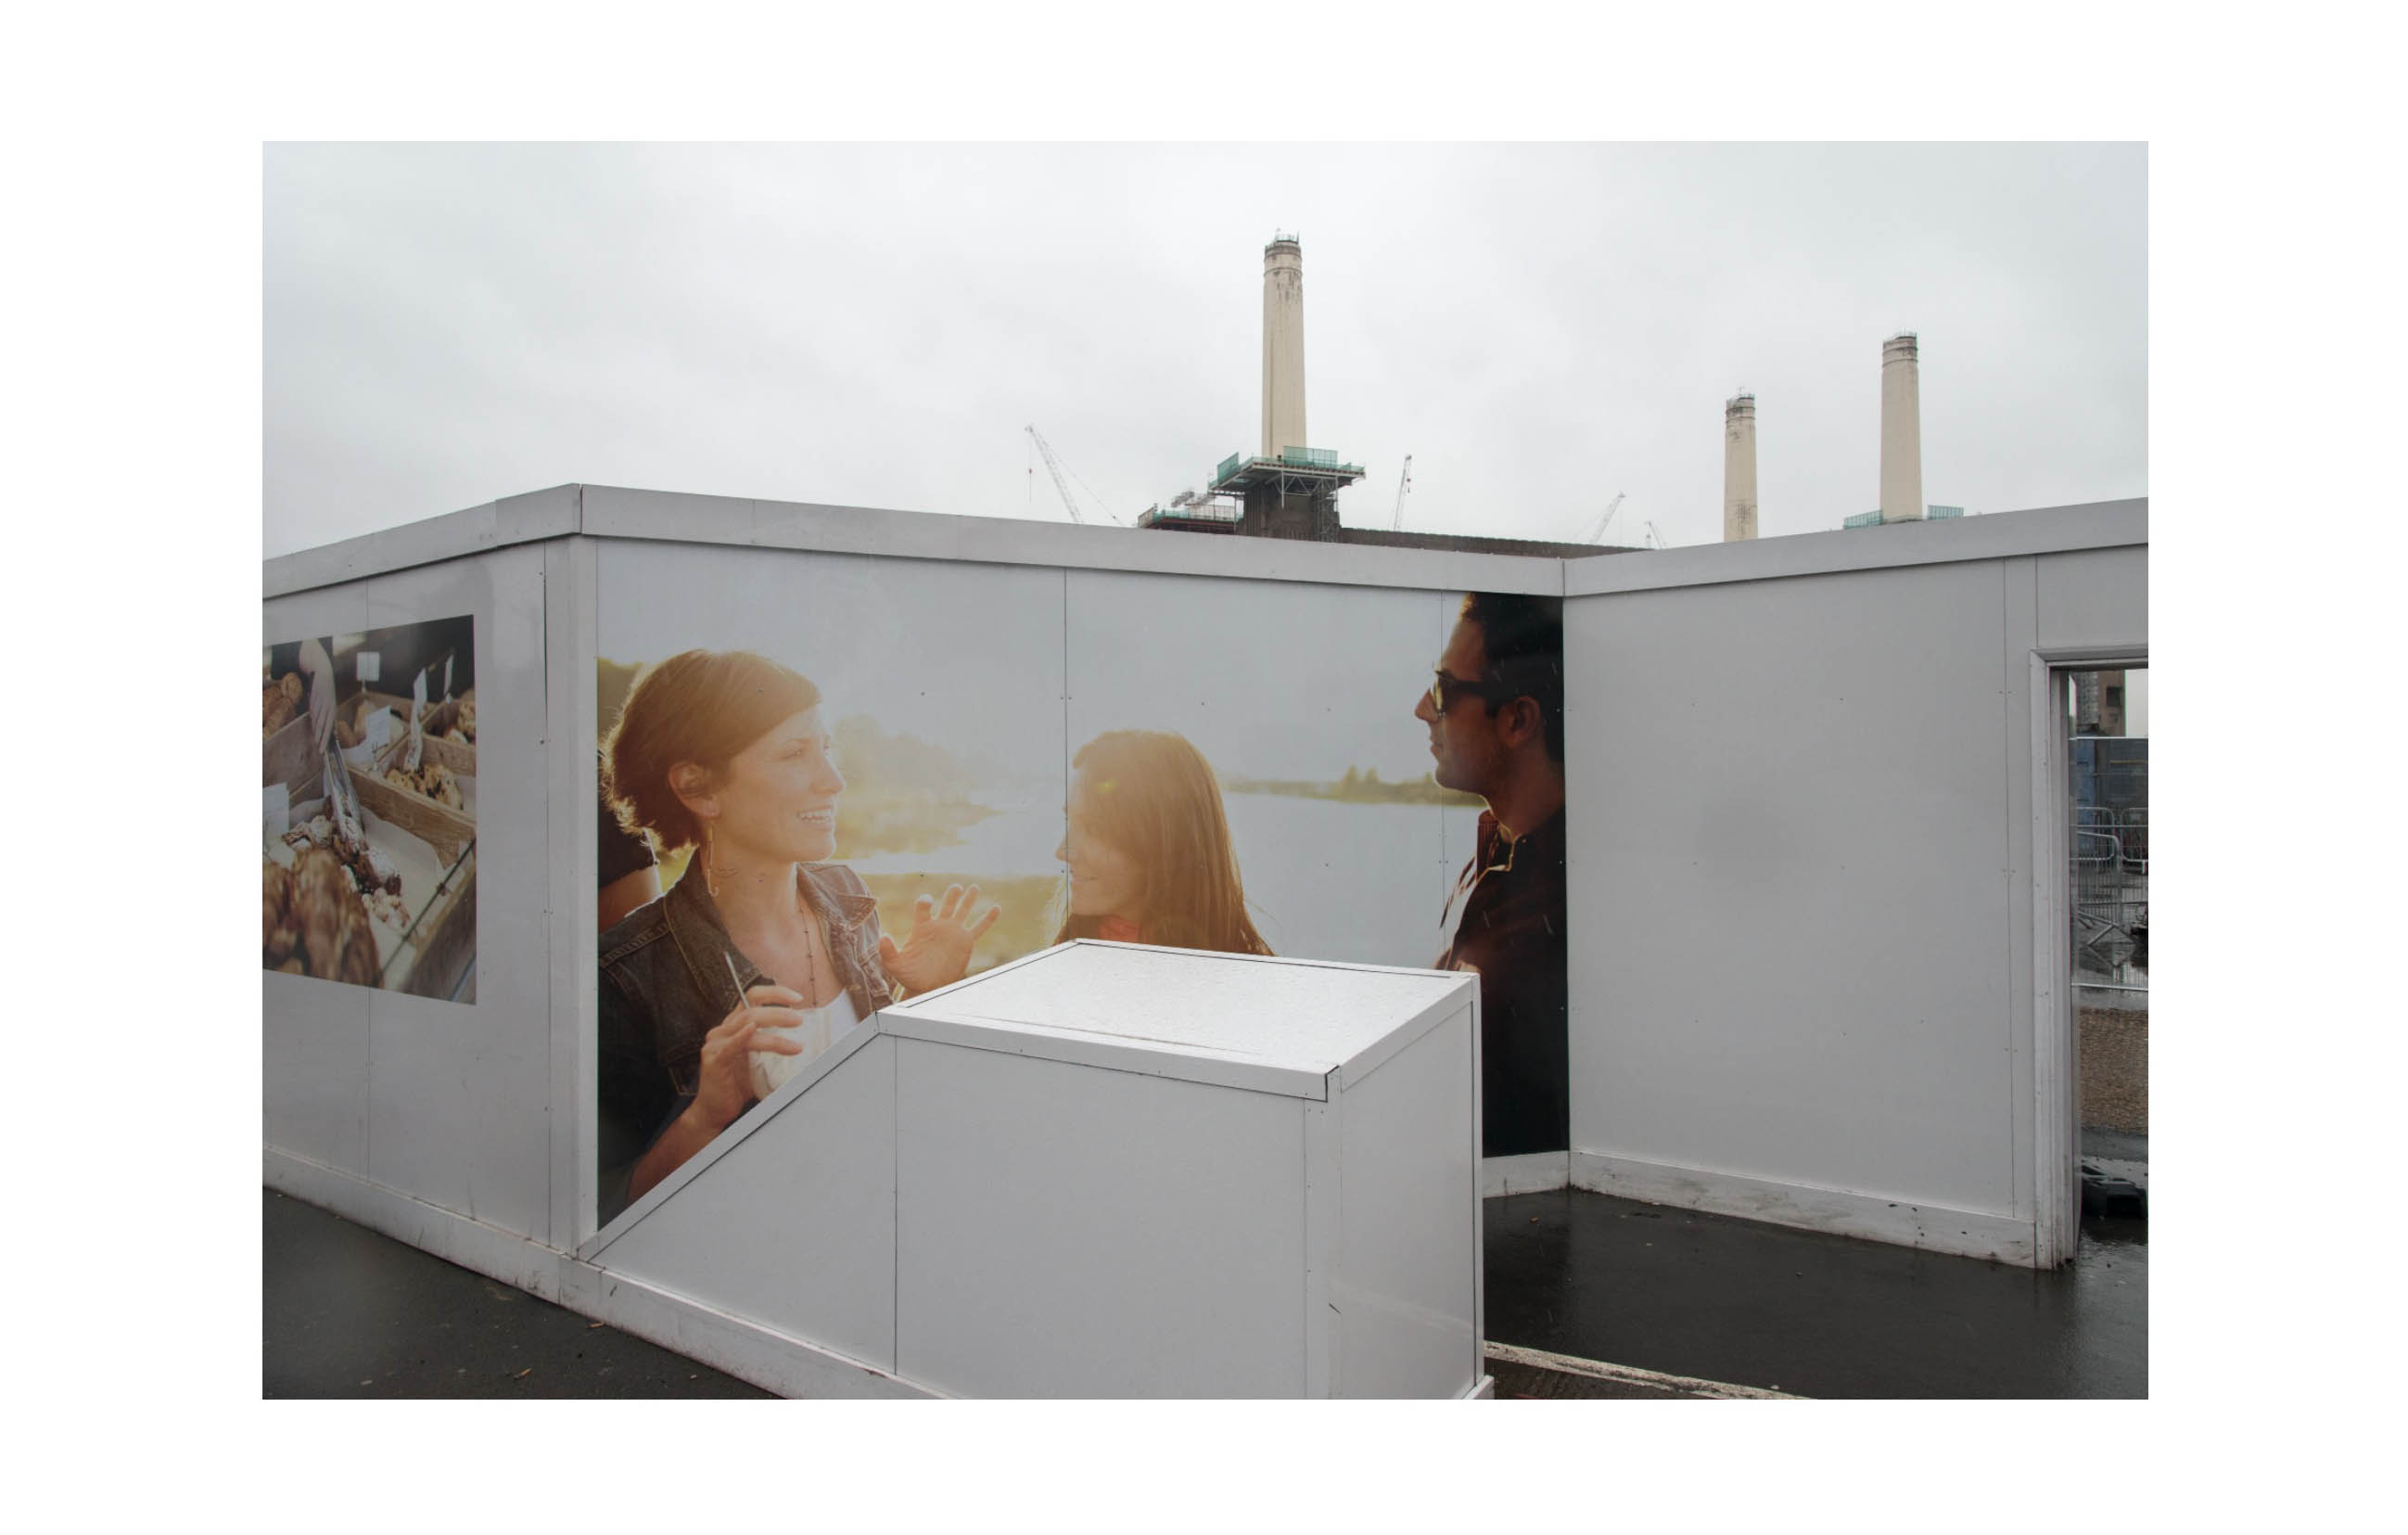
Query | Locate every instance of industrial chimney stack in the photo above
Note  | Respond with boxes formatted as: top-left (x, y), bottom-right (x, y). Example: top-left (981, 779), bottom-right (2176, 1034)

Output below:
top-left (1879, 332), bottom-right (1924, 523)
top-left (1723, 392), bottom-right (1758, 542)
top-left (1261, 234), bottom-right (1306, 459)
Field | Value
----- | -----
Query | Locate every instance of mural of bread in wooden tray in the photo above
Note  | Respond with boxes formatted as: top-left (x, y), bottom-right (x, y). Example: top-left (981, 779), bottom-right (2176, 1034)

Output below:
top-left (261, 615), bottom-right (478, 1003)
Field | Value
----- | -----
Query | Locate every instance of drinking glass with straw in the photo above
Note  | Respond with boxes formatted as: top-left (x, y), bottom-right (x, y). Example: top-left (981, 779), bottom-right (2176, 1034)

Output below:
top-left (725, 953), bottom-right (752, 1026)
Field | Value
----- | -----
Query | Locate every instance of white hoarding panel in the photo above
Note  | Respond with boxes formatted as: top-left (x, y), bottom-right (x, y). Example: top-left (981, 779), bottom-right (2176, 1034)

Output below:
top-left (1064, 569), bottom-right (1568, 1158)
top-left (1062, 569), bottom-right (1464, 966)
top-left (264, 546), bottom-right (548, 1243)
top-left (1566, 560), bottom-right (2017, 1215)
top-left (592, 541), bottom-right (1065, 1228)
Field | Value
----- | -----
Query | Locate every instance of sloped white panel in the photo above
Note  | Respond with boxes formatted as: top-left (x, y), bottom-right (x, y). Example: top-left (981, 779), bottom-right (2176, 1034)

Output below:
top-left (588, 1035), bottom-right (899, 1373)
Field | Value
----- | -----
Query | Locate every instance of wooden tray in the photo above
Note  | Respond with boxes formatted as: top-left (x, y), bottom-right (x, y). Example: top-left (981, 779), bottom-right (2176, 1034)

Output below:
top-left (393, 848), bottom-right (476, 1001)
top-left (349, 760), bottom-right (476, 864)
top-left (370, 733), bottom-right (475, 816)
top-left (267, 689), bottom-right (473, 796)
top-left (263, 710), bottom-right (318, 796)
top-left (347, 690), bottom-right (476, 775)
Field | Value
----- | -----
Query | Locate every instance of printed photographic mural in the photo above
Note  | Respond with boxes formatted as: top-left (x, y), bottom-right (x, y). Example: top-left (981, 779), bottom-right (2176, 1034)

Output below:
top-left (592, 544), bottom-right (1564, 1225)
top-left (263, 616), bottom-right (478, 1003)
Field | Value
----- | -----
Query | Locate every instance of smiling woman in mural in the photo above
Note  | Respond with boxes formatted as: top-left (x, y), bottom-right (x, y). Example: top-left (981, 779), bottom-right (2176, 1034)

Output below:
top-left (1053, 730), bottom-right (1272, 957)
top-left (597, 649), bottom-right (998, 1223)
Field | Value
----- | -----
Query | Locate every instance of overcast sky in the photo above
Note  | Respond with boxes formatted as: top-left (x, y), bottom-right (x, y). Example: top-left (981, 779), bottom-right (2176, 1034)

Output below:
top-left (264, 143), bottom-right (2145, 557)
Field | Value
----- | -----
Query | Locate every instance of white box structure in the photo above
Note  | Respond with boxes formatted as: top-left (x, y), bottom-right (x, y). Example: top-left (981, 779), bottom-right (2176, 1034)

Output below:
top-left (582, 940), bottom-right (1484, 1399)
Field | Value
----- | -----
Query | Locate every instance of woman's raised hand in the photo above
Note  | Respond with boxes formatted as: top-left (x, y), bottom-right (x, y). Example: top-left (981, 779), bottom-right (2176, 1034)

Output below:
top-left (687, 984), bottom-right (808, 1132)
top-left (878, 883), bottom-right (1001, 995)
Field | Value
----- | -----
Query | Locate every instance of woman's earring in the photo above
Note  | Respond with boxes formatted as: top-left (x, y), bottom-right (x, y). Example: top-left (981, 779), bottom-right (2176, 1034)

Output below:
top-left (703, 822), bottom-right (721, 899)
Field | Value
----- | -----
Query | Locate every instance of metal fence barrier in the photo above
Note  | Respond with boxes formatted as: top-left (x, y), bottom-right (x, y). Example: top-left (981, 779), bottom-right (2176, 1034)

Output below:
top-left (2072, 801), bottom-right (2147, 987)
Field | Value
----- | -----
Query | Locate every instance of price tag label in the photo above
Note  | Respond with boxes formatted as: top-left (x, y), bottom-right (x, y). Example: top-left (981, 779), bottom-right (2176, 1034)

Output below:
top-left (356, 651), bottom-right (381, 684)
top-left (263, 783), bottom-right (290, 838)
top-left (442, 655), bottom-right (453, 699)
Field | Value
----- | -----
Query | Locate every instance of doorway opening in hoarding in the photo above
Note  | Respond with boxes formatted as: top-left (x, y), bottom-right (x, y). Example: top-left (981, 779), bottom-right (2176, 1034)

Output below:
top-left (2056, 665), bottom-right (2146, 1261)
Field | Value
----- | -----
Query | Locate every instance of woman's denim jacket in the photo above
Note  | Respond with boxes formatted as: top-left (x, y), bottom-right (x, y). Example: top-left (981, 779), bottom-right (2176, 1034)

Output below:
top-left (595, 860), bottom-right (894, 1225)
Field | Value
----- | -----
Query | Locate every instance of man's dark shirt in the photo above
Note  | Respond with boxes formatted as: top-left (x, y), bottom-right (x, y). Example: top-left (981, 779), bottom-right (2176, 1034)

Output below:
top-left (1437, 805), bottom-right (1569, 1158)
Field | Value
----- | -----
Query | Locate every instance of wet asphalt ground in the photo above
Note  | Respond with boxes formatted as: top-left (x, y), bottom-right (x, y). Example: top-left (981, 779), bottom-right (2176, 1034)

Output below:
top-left (262, 1188), bottom-right (769, 1398)
top-left (266, 1181), bottom-right (2144, 1399)
top-left (1484, 1187), bottom-right (2146, 1398)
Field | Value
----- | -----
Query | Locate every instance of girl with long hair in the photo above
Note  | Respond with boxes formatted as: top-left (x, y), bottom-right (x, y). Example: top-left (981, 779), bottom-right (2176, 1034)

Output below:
top-left (1052, 729), bottom-right (1271, 955)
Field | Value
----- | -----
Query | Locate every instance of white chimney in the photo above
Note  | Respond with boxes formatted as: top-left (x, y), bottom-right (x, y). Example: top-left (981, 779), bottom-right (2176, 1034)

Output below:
top-left (1261, 234), bottom-right (1306, 459)
top-left (1724, 392), bottom-right (1758, 541)
top-left (1879, 332), bottom-right (1923, 522)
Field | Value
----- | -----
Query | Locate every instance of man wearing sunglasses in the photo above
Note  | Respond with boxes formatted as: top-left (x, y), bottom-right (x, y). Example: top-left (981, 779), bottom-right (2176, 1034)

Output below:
top-left (1414, 592), bottom-right (1569, 1159)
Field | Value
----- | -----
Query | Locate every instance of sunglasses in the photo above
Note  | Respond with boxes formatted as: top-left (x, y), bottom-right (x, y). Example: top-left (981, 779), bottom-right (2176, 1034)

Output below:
top-left (1427, 670), bottom-right (1508, 718)
top-left (1428, 658), bottom-right (1555, 719)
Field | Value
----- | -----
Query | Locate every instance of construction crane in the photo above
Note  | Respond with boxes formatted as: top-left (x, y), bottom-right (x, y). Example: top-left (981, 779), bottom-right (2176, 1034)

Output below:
top-left (1025, 425), bottom-right (1122, 526)
top-left (1582, 491), bottom-right (1626, 544)
top-left (1389, 454), bottom-right (1414, 531)
top-left (1644, 520), bottom-right (1666, 550)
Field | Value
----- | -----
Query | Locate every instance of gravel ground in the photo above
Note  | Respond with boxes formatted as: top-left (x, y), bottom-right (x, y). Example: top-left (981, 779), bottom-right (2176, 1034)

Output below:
top-left (2080, 1006), bottom-right (2147, 1132)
